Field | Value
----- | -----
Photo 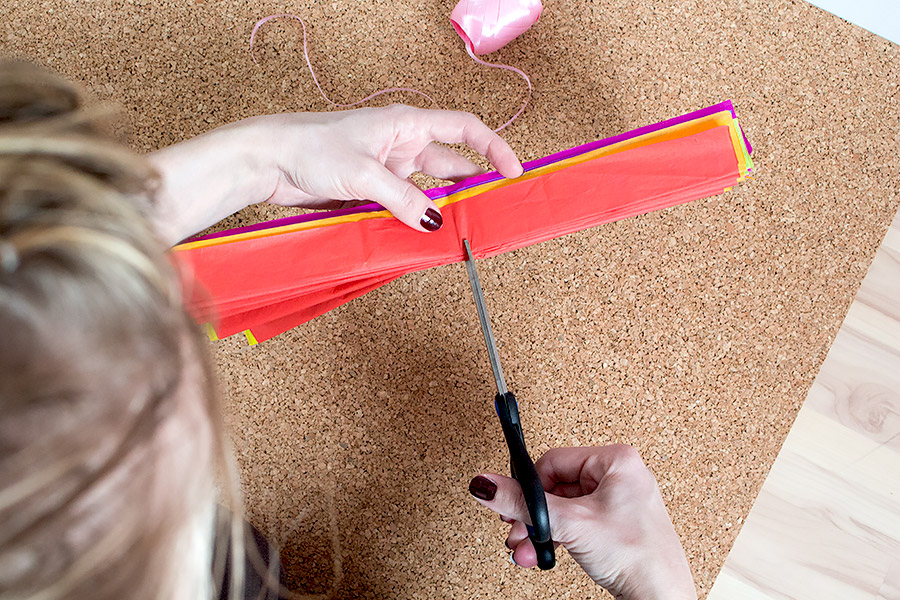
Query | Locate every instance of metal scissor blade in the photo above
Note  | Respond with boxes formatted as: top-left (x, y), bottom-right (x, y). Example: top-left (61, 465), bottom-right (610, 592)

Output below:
top-left (463, 239), bottom-right (508, 395)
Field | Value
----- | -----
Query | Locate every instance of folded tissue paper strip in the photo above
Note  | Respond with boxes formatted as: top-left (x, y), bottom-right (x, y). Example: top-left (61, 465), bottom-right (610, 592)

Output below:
top-left (174, 101), bottom-right (753, 345)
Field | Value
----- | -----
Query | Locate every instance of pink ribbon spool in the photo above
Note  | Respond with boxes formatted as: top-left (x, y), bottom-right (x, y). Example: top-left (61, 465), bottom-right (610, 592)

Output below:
top-left (450, 0), bottom-right (543, 55)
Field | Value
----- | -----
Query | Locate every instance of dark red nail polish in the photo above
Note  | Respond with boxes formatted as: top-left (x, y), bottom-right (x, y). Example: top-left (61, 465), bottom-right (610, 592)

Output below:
top-left (420, 208), bottom-right (443, 231)
top-left (469, 475), bottom-right (497, 501)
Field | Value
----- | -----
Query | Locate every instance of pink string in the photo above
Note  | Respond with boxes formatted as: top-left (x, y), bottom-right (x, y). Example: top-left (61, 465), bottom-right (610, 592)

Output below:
top-left (249, 14), bottom-right (439, 110)
top-left (249, 14), bottom-right (531, 132)
top-left (462, 40), bottom-right (532, 133)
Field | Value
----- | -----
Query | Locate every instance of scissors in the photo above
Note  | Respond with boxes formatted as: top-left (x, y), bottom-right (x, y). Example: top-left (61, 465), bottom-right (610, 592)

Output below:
top-left (462, 239), bottom-right (556, 570)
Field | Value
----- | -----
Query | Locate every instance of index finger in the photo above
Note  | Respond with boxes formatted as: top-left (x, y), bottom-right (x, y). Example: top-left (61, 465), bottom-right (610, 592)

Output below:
top-left (416, 108), bottom-right (524, 180)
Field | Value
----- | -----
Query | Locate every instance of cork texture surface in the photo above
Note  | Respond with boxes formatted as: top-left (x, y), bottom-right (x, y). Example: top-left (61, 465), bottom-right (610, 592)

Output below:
top-left (3, 0), bottom-right (898, 597)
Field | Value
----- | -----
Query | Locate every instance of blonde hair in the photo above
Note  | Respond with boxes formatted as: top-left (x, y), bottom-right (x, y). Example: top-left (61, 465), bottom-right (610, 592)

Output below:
top-left (0, 61), bottom-right (244, 599)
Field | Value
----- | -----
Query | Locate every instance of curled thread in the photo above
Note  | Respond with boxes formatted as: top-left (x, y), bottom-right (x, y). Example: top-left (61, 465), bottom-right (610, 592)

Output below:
top-left (462, 39), bottom-right (531, 132)
top-left (249, 14), bottom-right (439, 110)
top-left (249, 14), bottom-right (530, 132)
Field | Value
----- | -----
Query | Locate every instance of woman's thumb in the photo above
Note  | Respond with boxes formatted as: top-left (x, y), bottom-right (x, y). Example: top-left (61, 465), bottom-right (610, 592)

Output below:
top-left (468, 474), bottom-right (572, 536)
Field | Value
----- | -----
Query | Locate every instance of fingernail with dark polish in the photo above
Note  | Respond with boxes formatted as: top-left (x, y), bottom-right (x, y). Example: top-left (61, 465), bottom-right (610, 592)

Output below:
top-left (420, 208), bottom-right (443, 232)
top-left (469, 475), bottom-right (497, 501)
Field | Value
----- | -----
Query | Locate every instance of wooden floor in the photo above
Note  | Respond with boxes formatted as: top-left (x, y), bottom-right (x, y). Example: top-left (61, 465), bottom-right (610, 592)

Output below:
top-left (708, 208), bottom-right (900, 599)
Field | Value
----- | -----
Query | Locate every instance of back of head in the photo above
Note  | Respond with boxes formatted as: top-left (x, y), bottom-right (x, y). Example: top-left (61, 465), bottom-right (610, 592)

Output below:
top-left (0, 61), bottom-right (221, 600)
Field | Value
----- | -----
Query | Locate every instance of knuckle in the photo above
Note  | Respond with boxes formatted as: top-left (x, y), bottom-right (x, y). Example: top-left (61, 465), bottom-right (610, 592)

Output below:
top-left (461, 109), bottom-right (482, 124)
top-left (357, 161), bottom-right (382, 185)
top-left (398, 185), bottom-right (419, 213)
top-left (609, 444), bottom-right (657, 493)
top-left (386, 103), bottom-right (414, 121)
top-left (510, 519), bottom-right (528, 537)
top-left (538, 446), bottom-right (566, 465)
top-left (506, 489), bottom-right (530, 521)
top-left (610, 444), bottom-right (643, 468)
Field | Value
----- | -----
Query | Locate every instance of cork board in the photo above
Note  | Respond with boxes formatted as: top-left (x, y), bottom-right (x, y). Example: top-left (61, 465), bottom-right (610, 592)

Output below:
top-left (3, 0), bottom-right (898, 597)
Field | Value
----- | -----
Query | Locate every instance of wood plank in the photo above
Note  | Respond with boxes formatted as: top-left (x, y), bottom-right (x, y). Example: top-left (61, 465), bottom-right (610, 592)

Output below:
top-left (708, 209), bottom-right (900, 600)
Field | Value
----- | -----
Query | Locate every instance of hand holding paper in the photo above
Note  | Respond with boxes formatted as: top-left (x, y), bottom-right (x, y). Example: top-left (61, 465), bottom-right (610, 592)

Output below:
top-left (176, 101), bottom-right (753, 345)
top-left (148, 105), bottom-right (523, 243)
top-left (258, 105), bottom-right (524, 231)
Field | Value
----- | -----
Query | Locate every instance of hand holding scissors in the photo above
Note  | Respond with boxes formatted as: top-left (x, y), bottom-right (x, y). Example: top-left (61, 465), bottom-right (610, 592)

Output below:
top-left (463, 239), bottom-right (555, 570)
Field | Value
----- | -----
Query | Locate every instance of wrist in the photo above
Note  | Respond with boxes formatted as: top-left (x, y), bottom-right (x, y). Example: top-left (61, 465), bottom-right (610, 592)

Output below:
top-left (147, 117), bottom-right (274, 244)
top-left (615, 543), bottom-right (696, 600)
top-left (192, 117), bottom-right (276, 217)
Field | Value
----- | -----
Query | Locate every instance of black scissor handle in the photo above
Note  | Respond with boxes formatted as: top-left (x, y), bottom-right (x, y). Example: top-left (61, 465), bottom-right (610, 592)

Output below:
top-left (495, 392), bottom-right (556, 570)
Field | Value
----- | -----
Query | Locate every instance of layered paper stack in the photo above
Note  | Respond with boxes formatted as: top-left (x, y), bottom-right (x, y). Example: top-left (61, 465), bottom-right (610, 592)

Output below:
top-left (175, 101), bottom-right (753, 344)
